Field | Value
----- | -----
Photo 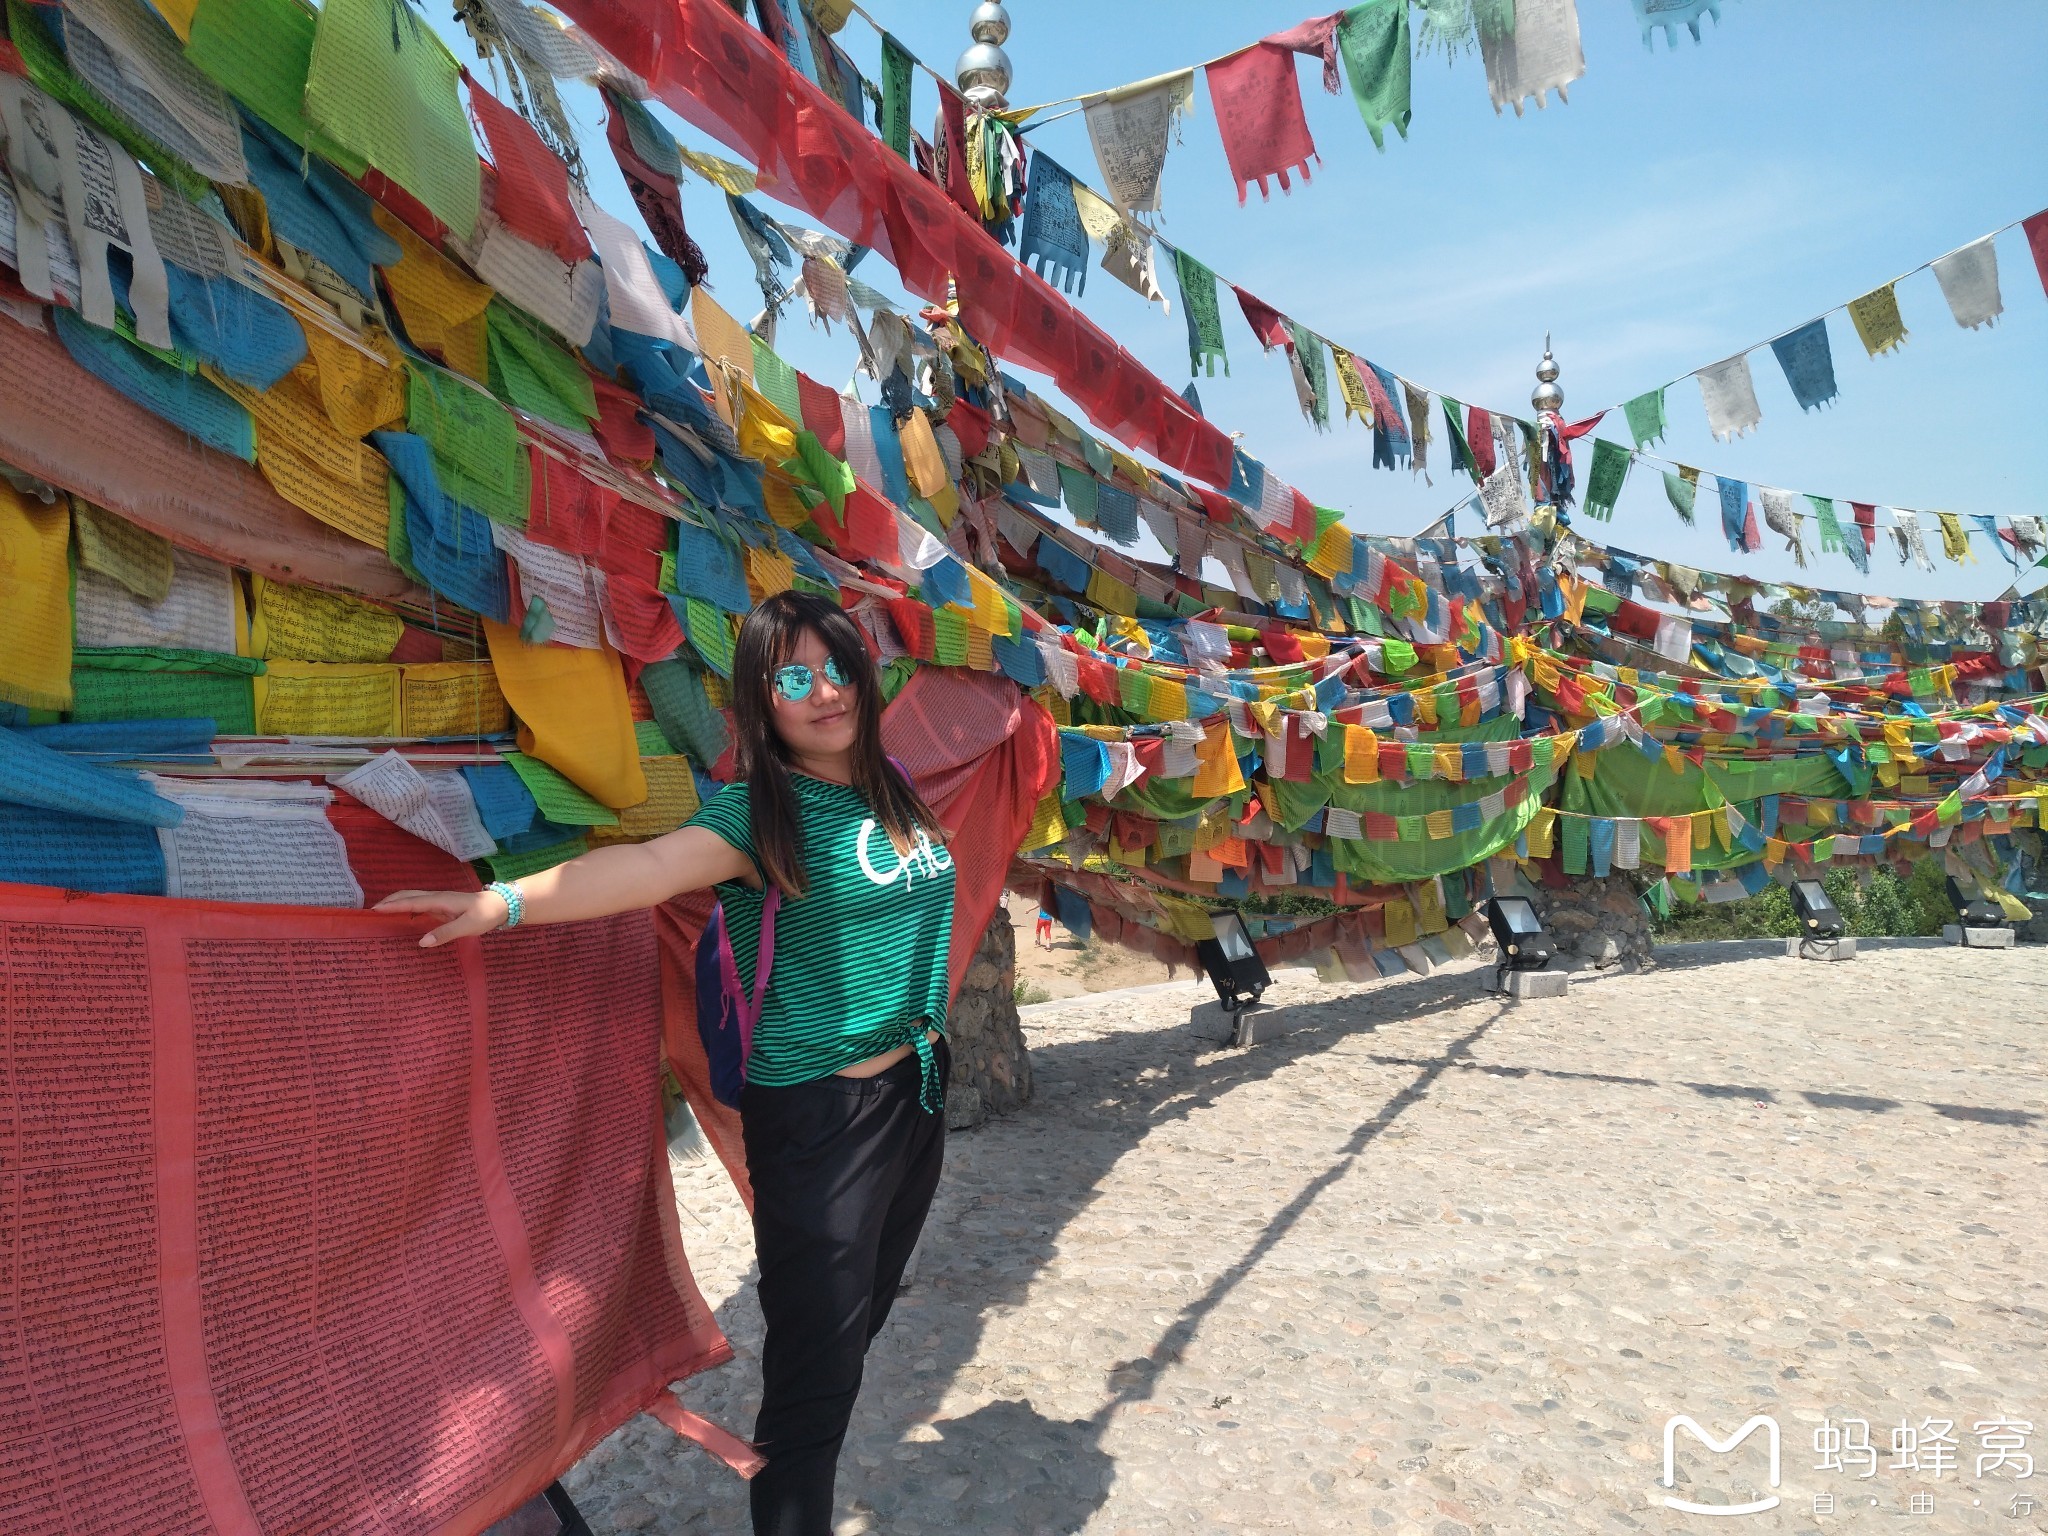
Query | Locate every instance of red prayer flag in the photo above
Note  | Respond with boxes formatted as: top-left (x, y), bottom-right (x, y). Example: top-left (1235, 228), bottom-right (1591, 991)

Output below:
top-left (1233, 285), bottom-right (1292, 352)
top-left (2023, 210), bottom-right (2048, 302)
top-left (1206, 40), bottom-right (1319, 204)
top-left (468, 76), bottom-right (592, 262)
top-left (798, 372), bottom-right (847, 455)
top-left (1850, 501), bottom-right (1878, 551)
top-left (1466, 405), bottom-right (1496, 479)
top-left (938, 89), bottom-right (978, 219)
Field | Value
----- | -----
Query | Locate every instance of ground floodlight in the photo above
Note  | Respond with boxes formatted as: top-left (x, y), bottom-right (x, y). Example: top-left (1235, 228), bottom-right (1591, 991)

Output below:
top-left (1197, 909), bottom-right (1271, 1013)
top-left (1486, 897), bottom-right (1555, 971)
top-left (1946, 875), bottom-right (2009, 930)
top-left (1790, 879), bottom-right (1845, 940)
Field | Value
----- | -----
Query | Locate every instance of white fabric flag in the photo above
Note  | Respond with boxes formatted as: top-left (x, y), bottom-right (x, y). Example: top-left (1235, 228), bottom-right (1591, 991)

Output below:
top-left (1477, 0), bottom-right (1585, 116)
top-left (1081, 69), bottom-right (1194, 215)
top-left (1697, 354), bottom-right (1762, 441)
top-left (574, 188), bottom-right (690, 346)
top-left (1931, 236), bottom-right (2003, 330)
top-left (332, 751), bottom-right (497, 862)
top-left (1758, 487), bottom-right (1807, 566)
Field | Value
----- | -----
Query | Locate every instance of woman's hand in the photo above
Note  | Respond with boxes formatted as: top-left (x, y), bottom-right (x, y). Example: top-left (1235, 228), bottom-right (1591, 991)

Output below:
top-left (374, 888), bottom-right (509, 948)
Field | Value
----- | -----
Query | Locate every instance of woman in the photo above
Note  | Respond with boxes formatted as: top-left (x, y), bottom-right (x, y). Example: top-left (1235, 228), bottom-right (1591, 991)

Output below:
top-left (377, 591), bottom-right (957, 1536)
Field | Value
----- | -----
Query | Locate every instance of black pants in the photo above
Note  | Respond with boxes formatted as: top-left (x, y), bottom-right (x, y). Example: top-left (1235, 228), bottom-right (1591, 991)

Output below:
top-left (741, 1039), bottom-right (948, 1536)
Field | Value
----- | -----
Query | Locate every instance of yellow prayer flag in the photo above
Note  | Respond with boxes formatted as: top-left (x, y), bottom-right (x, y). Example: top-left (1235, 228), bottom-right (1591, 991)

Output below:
top-left (1023, 786), bottom-right (1066, 850)
top-left (1424, 808), bottom-right (1454, 839)
top-left (1434, 745), bottom-right (1462, 783)
top-left (1524, 807), bottom-right (1556, 860)
top-left (678, 145), bottom-right (757, 196)
top-left (900, 408), bottom-right (951, 498)
top-left (373, 209), bottom-right (492, 383)
top-left (1764, 837), bottom-right (1787, 865)
top-left (1343, 725), bottom-right (1380, 784)
top-left (72, 497), bottom-right (173, 602)
top-left (745, 543), bottom-right (796, 600)
top-left (0, 484), bottom-right (73, 710)
top-left (484, 620), bottom-right (648, 809)
top-left (594, 755), bottom-right (701, 840)
top-left (1381, 899), bottom-right (1417, 948)
top-left (254, 660), bottom-right (403, 736)
top-left (249, 577), bottom-right (403, 662)
top-left (1192, 721), bottom-right (1244, 797)
top-left (400, 661), bottom-right (510, 737)
top-left (963, 623), bottom-right (994, 672)
top-left (1148, 676), bottom-right (1187, 722)
top-left (1085, 566), bottom-right (1138, 616)
top-left (216, 366), bottom-right (392, 548)
top-left (300, 323), bottom-right (408, 437)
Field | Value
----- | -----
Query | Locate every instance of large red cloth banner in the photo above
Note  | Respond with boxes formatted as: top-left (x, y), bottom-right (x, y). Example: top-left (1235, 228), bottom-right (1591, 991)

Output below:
top-left (553, 0), bottom-right (1234, 490)
top-left (0, 884), bottom-right (743, 1535)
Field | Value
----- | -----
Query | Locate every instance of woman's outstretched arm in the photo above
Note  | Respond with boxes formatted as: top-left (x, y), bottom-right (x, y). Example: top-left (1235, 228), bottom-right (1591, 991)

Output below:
top-left (375, 826), bottom-right (756, 947)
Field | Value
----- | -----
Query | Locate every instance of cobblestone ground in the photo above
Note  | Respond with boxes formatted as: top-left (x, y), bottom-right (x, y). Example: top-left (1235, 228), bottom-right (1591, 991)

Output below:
top-left (564, 939), bottom-right (2048, 1535)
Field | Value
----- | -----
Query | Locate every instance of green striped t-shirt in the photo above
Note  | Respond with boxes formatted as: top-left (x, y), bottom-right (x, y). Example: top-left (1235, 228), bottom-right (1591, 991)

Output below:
top-left (684, 772), bottom-right (956, 1087)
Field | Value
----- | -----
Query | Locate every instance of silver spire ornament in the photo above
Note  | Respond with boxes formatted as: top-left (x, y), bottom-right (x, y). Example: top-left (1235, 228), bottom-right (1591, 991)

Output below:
top-left (955, 1), bottom-right (1012, 109)
top-left (1531, 334), bottom-right (1563, 415)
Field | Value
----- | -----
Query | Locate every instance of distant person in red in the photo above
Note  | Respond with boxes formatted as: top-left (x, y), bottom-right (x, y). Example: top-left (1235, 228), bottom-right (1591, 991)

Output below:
top-left (1036, 905), bottom-right (1055, 948)
top-left (377, 593), bottom-right (957, 1536)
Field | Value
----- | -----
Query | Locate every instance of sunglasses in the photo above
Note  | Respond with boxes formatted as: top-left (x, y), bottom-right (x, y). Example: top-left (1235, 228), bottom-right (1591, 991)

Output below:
top-left (772, 655), bottom-right (851, 702)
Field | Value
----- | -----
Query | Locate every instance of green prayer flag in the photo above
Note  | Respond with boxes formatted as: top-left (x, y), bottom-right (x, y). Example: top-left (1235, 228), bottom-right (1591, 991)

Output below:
top-left (408, 364), bottom-right (529, 526)
top-left (1583, 439), bottom-right (1630, 522)
top-left (1439, 397), bottom-right (1477, 482)
top-left (483, 832), bottom-right (587, 882)
top-left (752, 337), bottom-right (803, 423)
top-left (305, 0), bottom-right (481, 239)
top-left (1287, 321), bottom-right (1331, 432)
top-left (504, 751), bottom-right (620, 826)
top-left (1562, 814), bottom-right (1590, 875)
top-left (1807, 495), bottom-right (1845, 554)
top-left (788, 431), bottom-right (854, 516)
top-left (184, 0), bottom-right (368, 174)
top-left (880, 33), bottom-right (914, 158)
top-left (1172, 248), bottom-right (1228, 378)
top-left (1057, 462), bottom-right (1099, 525)
top-left (1622, 388), bottom-right (1667, 449)
top-left (1663, 466), bottom-right (1699, 525)
top-left (487, 302), bottom-right (597, 430)
top-left (1336, 0), bottom-right (1411, 150)
top-left (932, 608), bottom-right (968, 667)
top-left (686, 595), bottom-right (735, 676)
top-left (69, 647), bottom-right (261, 733)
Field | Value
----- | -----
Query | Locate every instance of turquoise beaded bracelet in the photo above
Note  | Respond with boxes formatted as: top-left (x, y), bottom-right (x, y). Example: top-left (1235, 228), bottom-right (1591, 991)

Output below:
top-left (486, 880), bottom-right (525, 929)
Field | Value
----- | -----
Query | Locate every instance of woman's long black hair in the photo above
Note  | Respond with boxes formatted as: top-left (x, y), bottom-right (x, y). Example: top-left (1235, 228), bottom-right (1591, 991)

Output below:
top-left (729, 591), bottom-right (943, 899)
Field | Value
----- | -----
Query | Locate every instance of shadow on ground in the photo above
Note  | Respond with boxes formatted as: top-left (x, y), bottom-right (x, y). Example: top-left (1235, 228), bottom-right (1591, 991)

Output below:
top-left (675, 944), bottom-right (2039, 1533)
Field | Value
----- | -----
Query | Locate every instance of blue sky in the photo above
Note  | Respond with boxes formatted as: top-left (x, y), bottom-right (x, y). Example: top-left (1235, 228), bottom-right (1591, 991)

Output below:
top-left (444, 0), bottom-right (2048, 603)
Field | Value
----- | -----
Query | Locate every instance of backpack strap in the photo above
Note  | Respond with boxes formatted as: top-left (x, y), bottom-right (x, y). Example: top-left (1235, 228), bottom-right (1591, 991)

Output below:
top-left (742, 884), bottom-right (782, 1031)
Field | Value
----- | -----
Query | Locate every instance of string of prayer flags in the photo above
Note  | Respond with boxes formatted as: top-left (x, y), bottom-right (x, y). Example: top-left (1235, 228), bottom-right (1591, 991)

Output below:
top-left (1206, 35), bottom-right (1320, 204)
top-left (1697, 354), bottom-right (1761, 441)
top-left (1931, 237), bottom-right (2003, 330)
top-left (1082, 69), bottom-right (1195, 218)
top-left (1847, 283), bottom-right (1908, 357)
top-left (1769, 319), bottom-right (1838, 412)
top-left (1018, 153), bottom-right (1088, 296)
top-left (1582, 439), bottom-right (1630, 522)
top-left (1337, 0), bottom-right (1412, 150)
top-left (1622, 387), bottom-right (1666, 449)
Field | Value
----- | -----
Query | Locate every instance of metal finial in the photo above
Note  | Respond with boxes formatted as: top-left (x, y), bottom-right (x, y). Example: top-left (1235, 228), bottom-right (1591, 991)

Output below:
top-left (1532, 334), bottom-right (1563, 415)
top-left (956, 2), bottom-right (1012, 109)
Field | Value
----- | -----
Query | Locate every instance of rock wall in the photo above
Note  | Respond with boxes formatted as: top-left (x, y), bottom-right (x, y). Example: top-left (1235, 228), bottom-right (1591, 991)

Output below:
top-left (945, 908), bottom-right (1034, 1129)
top-left (1527, 875), bottom-right (1656, 971)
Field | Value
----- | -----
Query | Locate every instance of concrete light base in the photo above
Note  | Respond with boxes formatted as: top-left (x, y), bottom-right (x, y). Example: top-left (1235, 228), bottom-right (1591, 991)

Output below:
top-left (1786, 936), bottom-right (1858, 961)
top-left (1487, 969), bottom-right (1568, 999)
top-left (1943, 925), bottom-right (2015, 949)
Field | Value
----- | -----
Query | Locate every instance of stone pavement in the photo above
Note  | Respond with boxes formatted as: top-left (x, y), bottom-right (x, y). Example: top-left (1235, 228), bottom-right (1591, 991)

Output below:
top-left (565, 939), bottom-right (2048, 1534)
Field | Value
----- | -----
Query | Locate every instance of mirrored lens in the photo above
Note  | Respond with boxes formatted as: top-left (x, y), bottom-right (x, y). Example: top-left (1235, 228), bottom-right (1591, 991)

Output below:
top-left (823, 655), bottom-right (849, 687)
top-left (772, 664), bottom-right (814, 702)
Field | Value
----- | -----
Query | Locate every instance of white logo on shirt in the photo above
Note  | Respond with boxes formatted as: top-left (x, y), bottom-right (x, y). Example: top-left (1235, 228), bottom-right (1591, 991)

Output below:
top-left (856, 820), bottom-right (954, 887)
